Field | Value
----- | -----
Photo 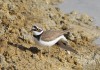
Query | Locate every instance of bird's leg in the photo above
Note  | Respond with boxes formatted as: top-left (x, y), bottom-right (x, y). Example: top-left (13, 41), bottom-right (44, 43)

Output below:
top-left (40, 48), bottom-right (42, 58)
top-left (47, 47), bottom-right (51, 62)
top-left (15, 45), bottom-right (18, 55)
top-left (39, 46), bottom-right (44, 59)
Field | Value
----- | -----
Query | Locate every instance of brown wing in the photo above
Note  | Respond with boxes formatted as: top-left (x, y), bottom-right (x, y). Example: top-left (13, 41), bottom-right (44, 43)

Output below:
top-left (41, 30), bottom-right (65, 41)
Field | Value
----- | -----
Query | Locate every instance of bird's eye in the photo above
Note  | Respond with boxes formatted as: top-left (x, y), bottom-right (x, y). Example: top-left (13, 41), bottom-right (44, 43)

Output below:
top-left (32, 26), bottom-right (42, 32)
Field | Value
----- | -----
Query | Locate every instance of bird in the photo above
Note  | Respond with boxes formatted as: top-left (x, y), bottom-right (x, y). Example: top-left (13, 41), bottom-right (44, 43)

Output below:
top-left (31, 25), bottom-right (78, 54)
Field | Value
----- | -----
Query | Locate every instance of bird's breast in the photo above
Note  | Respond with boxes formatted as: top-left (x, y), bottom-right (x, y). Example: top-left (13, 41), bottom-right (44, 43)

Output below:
top-left (39, 35), bottom-right (66, 47)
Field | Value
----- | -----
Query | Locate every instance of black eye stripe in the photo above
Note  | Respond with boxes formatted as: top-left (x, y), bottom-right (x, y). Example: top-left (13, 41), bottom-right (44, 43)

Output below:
top-left (32, 26), bottom-right (42, 32)
top-left (33, 26), bottom-right (38, 29)
top-left (32, 28), bottom-right (40, 31)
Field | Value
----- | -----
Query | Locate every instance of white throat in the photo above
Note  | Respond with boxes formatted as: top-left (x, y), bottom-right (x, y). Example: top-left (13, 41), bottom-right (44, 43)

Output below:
top-left (33, 30), bottom-right (43, 35)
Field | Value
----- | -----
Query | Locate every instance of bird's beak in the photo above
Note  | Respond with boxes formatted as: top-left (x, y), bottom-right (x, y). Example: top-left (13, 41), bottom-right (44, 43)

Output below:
top-left (30, 29), bottom-right (33, 32)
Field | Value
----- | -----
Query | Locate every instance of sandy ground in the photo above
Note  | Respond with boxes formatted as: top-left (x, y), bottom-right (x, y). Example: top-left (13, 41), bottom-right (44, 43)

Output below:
top-left (0, 0), bottom-right (100, 70)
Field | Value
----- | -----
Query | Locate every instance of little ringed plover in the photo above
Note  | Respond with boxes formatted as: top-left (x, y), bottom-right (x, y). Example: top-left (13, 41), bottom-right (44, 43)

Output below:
top-left (31, 25), bottom-right (78, 54)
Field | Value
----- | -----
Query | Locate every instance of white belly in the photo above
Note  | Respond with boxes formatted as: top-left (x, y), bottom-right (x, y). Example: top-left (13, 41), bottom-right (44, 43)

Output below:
top-left (39, 35), bottom-right (67, 47)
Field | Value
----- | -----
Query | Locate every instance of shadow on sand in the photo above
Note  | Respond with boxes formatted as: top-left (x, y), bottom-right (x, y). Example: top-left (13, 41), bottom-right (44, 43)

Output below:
top-left (8, 42), bottom-right (40, 54)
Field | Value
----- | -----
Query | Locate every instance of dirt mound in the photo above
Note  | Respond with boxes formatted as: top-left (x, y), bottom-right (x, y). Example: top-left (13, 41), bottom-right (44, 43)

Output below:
top-left (0, 0), bottom-right (100, 70)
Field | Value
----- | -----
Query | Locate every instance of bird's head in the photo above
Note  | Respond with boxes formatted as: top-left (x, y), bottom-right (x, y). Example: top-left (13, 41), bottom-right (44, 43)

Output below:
top-left (31, 25), bottom-right (43, 35)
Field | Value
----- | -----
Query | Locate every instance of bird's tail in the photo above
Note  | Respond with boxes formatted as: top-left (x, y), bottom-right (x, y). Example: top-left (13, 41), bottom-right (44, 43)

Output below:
top-left (57, 41), bottom-right (78, 54)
